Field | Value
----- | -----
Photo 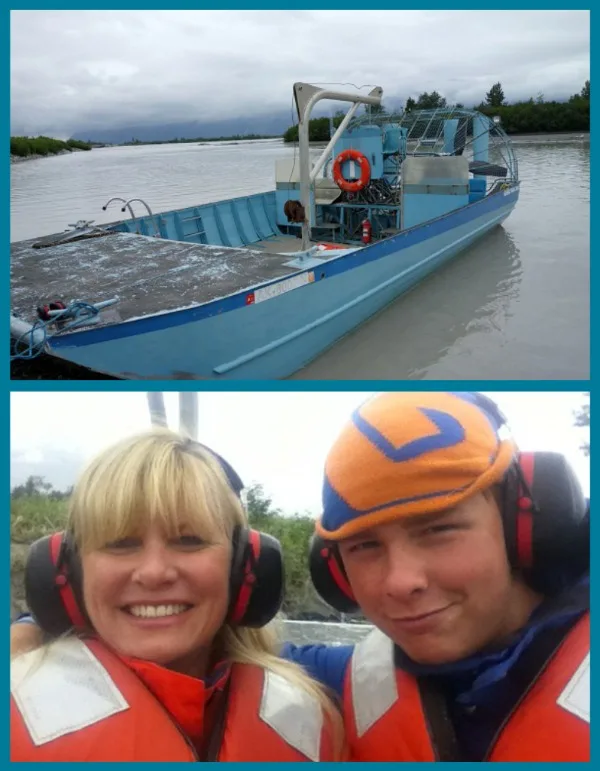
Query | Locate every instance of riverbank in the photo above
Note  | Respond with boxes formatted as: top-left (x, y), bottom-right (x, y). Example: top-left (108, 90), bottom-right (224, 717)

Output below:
top-left (10, 147), bottom-right (88, 164)
top-left (509, 131), bottom-right (589, 143)
top-left (10, 135), bottom-right (92, 163)
top-left (11, 130), bottom-right (589, 165)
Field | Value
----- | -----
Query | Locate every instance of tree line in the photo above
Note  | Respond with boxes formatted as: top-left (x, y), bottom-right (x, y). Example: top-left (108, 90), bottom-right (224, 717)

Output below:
top-left (121, 133), bottom-right (278, 146)
top-left (283, 81), bottom-right (590, 142)
top-left (10, 136), bottom-right (92, 157)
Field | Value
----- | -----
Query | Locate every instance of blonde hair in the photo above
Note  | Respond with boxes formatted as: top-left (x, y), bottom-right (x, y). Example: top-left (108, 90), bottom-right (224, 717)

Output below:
top-left (66, 429), bottom-right (344, 753)
top-left (68, 429), bottom-right (240, 553)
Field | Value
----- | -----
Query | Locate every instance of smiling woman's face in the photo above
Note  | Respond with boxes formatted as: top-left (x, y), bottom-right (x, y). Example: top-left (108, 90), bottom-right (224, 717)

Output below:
top-left (82, 522), bottom-right (231, 677)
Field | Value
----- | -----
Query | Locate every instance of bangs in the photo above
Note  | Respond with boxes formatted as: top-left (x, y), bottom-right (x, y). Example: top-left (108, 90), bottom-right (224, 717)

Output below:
top-left (68, 430), bottom-right (244, 552)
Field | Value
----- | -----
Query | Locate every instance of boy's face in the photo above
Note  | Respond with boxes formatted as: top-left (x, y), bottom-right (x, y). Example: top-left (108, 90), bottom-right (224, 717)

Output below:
top-left (338, 491), bottom-right (538, 664)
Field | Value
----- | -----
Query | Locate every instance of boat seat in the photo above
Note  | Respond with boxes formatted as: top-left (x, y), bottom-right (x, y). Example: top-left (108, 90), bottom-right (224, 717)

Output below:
top-left (314, 178), bottom-right (342, 205)
top-left (312, 222), bottom-right (341, 241)
top-left (311, 221), bottom-right (341, 242)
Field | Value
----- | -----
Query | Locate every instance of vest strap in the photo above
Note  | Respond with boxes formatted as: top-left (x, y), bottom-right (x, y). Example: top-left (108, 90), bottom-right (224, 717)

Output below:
top-left (202, 676), bottom-right (232, 760)
top-left (418, 676), bottom-right (461, 761)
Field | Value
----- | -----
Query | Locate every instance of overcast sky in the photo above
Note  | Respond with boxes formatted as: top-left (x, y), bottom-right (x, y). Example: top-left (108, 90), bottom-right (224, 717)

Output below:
top-left (10, 391), bottom-right (590, 515)
top-left (11, 10), bottom-right (589, 137)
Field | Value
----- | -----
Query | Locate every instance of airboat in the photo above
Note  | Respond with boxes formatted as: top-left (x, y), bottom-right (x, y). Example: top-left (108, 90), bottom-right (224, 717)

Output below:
top-left (10, 82), bottom-right (520, 380)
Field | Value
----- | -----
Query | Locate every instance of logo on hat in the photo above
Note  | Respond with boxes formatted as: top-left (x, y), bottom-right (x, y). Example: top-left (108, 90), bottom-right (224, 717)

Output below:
top-left (352, 406), bottom-right (465, 462)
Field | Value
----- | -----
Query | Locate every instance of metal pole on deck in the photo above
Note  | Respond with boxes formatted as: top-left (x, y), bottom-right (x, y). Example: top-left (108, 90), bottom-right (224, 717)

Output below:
top-left (147, 392), bottom-right (168, 428)
top-left (294, 82), bottom-right (383, 252)
top-left (179, 392), bottom-right (198, 440)
top-left (146, 392), bottom-right (199, 440)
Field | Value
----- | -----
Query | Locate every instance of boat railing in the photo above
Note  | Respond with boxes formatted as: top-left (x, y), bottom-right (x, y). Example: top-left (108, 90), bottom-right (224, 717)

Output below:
top-left (121, 198), bottom-right (162, 238)
top-left (102, 197), bottom-right (136, 220)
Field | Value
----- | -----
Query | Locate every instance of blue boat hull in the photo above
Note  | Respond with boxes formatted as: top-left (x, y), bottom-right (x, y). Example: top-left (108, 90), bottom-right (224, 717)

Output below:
top-left (47, 187), bottom-right (519, 379)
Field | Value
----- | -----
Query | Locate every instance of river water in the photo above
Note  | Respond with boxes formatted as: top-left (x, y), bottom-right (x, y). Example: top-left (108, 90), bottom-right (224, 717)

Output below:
top-left (281, 619), bottom-right (373, 647)
top-left (11, 136), bottom-right (589, 380)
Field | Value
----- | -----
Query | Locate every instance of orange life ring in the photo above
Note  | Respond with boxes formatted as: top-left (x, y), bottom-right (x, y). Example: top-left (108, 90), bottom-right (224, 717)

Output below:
top-left (332, 149), bottom-right (371, 193)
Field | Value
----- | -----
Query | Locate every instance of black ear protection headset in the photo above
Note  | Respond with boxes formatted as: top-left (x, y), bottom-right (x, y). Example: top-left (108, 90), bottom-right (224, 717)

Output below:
top-left (309, 392), bottom-right (590, 612)
top-left (24, 441), bottom-right (284, 636)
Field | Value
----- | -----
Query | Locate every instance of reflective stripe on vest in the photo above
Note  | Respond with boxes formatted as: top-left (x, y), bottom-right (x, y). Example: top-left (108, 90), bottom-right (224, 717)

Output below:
top-left (259, 669), bottom-right (323, 761)
top-left (11, 637), bottom-right (129, 746)
top-left (351, 629), bottom-right (398, 736)
top-left (556, 652), bottom-right (590, 723)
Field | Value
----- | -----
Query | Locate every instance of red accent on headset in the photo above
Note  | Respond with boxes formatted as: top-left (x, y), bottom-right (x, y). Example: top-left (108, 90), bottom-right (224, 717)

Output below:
top-left (327, 550), bottom-right (355, 601)
top-left (230, 530), bottom-right (261, 623)
top-left (516, 454), bottom-right (535, 568)
top-left (50, 531), bottom-right (62, 563)
top-left (50, 532), bottom-right (87, 628)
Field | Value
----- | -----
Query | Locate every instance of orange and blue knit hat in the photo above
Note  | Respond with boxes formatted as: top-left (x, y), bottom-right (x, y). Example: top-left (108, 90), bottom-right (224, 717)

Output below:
top-left (316, 392), bottom-right (517, 541)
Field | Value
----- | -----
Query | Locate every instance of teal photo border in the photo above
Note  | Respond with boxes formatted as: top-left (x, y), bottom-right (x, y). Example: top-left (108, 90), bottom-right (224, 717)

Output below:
top-left (7, 4), bottom-right (591, 769)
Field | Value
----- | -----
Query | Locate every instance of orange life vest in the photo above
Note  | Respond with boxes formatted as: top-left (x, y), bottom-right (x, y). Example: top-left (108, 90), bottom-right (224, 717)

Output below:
top-left (344, 614), bottom-right (589, 762)
top-left (11, 636), bottom-right (338, 762)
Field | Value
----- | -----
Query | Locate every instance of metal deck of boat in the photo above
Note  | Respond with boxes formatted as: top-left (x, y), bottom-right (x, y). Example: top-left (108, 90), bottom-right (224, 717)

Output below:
top-left (10, 230), bottom-right (339, 325)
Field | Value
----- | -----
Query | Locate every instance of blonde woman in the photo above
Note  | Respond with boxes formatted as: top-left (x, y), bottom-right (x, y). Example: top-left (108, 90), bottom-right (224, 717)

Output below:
top-left (11, 430), bottom-right (346, 762)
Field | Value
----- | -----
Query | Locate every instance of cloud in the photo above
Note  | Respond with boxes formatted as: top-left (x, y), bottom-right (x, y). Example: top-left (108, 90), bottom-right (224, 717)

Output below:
top-left (10, 446), bottom-right (87, 492)
top-left (10, 392), bottom-right (590, 514)
top-left (11, 10), bottom-right (589, 137)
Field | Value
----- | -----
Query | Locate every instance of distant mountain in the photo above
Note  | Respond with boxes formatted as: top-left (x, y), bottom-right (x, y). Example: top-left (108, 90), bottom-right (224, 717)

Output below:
top-left (68, 100), bottom-right (407, 145)
top-left (71, 111), bottom-right (296, 145)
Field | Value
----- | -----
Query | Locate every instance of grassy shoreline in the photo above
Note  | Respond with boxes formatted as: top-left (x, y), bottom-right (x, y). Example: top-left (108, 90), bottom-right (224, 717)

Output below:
top-left (11, 496), bottom-right (69, 544)
top-left (10, 135), bottom-right (92, 159)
